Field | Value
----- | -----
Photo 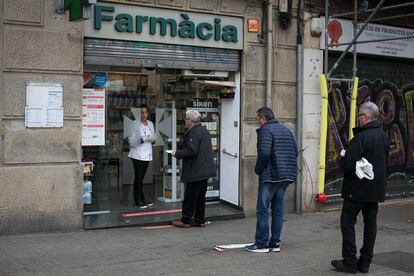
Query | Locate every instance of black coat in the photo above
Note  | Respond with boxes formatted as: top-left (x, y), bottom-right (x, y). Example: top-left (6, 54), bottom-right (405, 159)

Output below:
top-left (341, 120), bottom-right (389, 202)
top-left (175, 123), bottom-right (216, 183)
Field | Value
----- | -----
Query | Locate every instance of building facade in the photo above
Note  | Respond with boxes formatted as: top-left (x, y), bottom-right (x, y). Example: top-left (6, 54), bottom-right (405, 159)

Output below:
top-left (2, 0), bottom-right (413, 234)
top-left (0, 0), bottom-right (299, 234)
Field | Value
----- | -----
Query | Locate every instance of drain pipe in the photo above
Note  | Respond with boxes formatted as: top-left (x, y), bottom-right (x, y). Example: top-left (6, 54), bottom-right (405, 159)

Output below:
top-left (266, 0), bottom-right (273, 107)
top-left (295, 0), bottom-right (303, 214)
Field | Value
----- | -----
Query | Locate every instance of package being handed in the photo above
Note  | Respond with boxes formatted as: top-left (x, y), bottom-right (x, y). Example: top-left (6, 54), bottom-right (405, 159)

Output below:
top-left (355, 157), bottom-right (374, 180)
top-left (128, 125), bottom-right (141, 147)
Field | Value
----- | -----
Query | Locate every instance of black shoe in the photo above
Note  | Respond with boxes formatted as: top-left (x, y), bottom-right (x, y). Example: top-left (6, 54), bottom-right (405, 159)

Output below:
top-left (142, 200), bottom-right (154, 207)
top-left (136, 202), bottom-right (148, 209)
top-left (357, 260), bottom-right (369, 273)
top-left (331, 260), bottom-right (357, 274)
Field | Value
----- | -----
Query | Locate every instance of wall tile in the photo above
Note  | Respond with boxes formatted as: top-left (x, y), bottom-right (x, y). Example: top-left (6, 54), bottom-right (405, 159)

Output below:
top-left (4, 0), bottom-right (42, 25)
top-left (4, 27), bottom-right (82, 72)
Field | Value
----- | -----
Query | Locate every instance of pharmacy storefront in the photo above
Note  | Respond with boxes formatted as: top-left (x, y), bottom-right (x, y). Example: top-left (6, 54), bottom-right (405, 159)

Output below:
top-left (81, 3), bottom-right (244, 228)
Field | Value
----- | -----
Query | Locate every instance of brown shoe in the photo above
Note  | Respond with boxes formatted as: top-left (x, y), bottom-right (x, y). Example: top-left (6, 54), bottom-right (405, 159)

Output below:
top-left (172, 220), bottom-right (191, 228)
top-left (190, 220), bottom-right (205, 227)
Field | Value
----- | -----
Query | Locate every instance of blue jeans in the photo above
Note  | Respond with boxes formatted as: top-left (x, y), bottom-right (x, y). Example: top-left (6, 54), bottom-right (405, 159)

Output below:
top-left (255, 181), bottom-right (290, 248)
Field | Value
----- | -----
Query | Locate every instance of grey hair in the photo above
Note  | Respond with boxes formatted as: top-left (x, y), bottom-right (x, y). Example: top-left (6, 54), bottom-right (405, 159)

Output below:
top-left (359, 101), bottom-right (379, 121)
top-left (185, 109), bottom-right (201, 122)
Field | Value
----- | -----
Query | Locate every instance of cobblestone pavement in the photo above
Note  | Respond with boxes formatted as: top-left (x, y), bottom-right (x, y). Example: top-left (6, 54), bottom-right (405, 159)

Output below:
top-left (1, 200), bottom-right (413, 275)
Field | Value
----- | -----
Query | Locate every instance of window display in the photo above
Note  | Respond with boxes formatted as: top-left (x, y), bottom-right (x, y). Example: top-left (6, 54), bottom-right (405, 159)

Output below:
top-left (82, 69), bottom-right (233, 227)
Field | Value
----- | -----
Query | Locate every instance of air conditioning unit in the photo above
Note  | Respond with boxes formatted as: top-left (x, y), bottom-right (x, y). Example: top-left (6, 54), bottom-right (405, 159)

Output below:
top-left (182, 70), bottom-right (228, 78)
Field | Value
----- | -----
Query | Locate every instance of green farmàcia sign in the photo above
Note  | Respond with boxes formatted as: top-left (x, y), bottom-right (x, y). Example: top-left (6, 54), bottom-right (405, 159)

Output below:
top-left (84, 3), bottom-right (243, 50)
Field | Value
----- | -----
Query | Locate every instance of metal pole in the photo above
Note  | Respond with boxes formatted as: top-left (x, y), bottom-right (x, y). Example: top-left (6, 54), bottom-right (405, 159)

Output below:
top-left (352, 0), bottom-right (357, 78)
top-left (295, 0), bottom-right (303, 215)
top-left (327, 78), bottom-right (355, 82)
top-left (327, 0), bottom-right (387, 77)
top-left (331, 35), bottom-right (414, 47)
top-left (266, 0), bottom-right (273, 107)
top-left (331, 2), bottom-right (414, 18)
top-left (370, 13), bottom-right (414, 22)
top-left (324, 0), bottom-right (329, 74)
top-left (172, 101), bottom-right (177, 201)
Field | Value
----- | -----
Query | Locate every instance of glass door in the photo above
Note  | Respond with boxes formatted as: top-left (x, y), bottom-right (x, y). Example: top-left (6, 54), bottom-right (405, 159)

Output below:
top-left (155, 102), bottom-right (183, 202)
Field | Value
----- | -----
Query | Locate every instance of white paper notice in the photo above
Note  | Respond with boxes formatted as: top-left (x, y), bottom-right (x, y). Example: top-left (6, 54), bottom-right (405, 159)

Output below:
top-left (25, 82), bottom-right (64, 128)
top-left (25, 107), bottom-right (47, 127)
top-left (82, 88), bottom-right (105, 146)
top-left (26, 82), bottom-right (63, 108)
top-left (47, 107), bottom-right (64, 127)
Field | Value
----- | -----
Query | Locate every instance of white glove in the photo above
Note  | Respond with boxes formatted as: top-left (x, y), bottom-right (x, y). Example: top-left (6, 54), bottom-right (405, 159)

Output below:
top-left (340, 149), bottom-right (346, 157)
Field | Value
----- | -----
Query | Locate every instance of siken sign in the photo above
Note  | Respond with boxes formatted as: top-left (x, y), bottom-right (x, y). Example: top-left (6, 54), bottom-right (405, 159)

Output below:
top-left (84, 3), bottom-right (243, 50)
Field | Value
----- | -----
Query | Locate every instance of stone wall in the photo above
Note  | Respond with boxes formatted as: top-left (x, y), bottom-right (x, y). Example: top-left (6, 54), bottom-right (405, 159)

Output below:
top-left (0, 0), bottom-right (83, 234)
top-left (241, 1), bottom-right (298, 215)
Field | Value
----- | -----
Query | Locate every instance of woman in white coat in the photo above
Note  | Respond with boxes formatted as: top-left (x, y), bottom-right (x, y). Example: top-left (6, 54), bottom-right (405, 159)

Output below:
top-left (128, 104), bottom-right (155, 208)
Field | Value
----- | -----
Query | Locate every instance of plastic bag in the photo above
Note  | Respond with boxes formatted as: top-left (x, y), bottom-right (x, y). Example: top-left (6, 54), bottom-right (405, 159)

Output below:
top-left (128, 124), bottom-right (141, 147)
top-left (355, 157), bottom-right (374, 180)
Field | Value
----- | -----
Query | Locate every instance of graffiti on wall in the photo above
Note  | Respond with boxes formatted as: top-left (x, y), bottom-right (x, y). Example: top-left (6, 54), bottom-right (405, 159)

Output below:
top-left (325, 78), bottom-right (414, 196)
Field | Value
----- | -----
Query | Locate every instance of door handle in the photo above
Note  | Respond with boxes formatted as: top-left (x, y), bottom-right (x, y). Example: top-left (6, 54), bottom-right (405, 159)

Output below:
top-left (222, 148), bottom-right (238, 158)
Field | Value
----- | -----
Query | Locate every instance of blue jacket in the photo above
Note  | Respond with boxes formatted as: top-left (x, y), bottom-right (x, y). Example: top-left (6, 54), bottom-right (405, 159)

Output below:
top-left (255, 119), bottom-right (298, 183)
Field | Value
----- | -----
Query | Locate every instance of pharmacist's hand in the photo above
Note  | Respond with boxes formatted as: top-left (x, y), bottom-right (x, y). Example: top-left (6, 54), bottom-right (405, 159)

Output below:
top-left (147, 134), bottom-right (156, 143)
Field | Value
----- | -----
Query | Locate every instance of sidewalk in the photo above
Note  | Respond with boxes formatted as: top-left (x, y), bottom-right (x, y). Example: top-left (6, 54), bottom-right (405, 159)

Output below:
top-left (1, 200), bottom-right (413, 275)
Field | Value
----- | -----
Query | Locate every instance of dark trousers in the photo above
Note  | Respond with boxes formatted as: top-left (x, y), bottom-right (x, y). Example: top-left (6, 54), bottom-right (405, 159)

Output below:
top-left (131, 159), bottom-right (149, 204)
top-left (181, 180), bottom-right (208, 224)
top-left (341, 199), bottom-right (378, 269)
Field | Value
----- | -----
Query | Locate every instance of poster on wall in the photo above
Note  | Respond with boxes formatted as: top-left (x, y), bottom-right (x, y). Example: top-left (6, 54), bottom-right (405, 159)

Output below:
top-left (82, 88), bottom-right (105, 146)
top-left (25, 82), bottom-right (63, 128)
top-left (320, 16), bottom-right (414, 59)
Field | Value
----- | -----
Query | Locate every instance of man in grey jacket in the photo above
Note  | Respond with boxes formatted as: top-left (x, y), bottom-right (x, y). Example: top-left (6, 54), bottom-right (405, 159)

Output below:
top-left (171, 110), bottom-right (216, 228)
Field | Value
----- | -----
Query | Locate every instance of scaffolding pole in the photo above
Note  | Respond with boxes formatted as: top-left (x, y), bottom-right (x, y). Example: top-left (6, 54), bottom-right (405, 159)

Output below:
top-left (331, 2), bottom-right (414, 18)
top-left (317, 0), bottom-right (414, 203)
top-left (325, 0), bottom-right (414, 79)
top-left (327, 0), bottom-right (387, 78)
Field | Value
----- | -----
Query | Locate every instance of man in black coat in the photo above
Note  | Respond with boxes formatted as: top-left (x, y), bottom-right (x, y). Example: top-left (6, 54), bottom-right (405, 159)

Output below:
top-left (171, 109), bottom-right (216, 228)
top-left (332, 101), bottom-right (389, 274)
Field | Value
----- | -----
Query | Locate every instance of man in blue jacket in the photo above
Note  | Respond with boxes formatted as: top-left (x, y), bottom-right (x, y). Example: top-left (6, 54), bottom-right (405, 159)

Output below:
top-left (245, 107), bottom-right (298, 253)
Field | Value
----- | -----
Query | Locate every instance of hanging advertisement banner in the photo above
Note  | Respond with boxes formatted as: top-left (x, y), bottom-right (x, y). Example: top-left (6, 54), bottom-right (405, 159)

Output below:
top-left (82, 88), bottom-right (106, 146)
top-left (320, 17), bottom-right (414, 59)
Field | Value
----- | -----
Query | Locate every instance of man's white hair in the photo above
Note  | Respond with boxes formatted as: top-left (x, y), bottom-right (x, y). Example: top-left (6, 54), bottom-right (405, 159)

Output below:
top-left (186, 109), bottom-right (201, 122)
top-left (360, 101), bottom-right (379, 121)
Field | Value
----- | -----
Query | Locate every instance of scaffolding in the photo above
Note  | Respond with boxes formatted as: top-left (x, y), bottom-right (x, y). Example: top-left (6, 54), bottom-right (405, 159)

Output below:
top-left (315, 0), bottom-right (414, 203)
